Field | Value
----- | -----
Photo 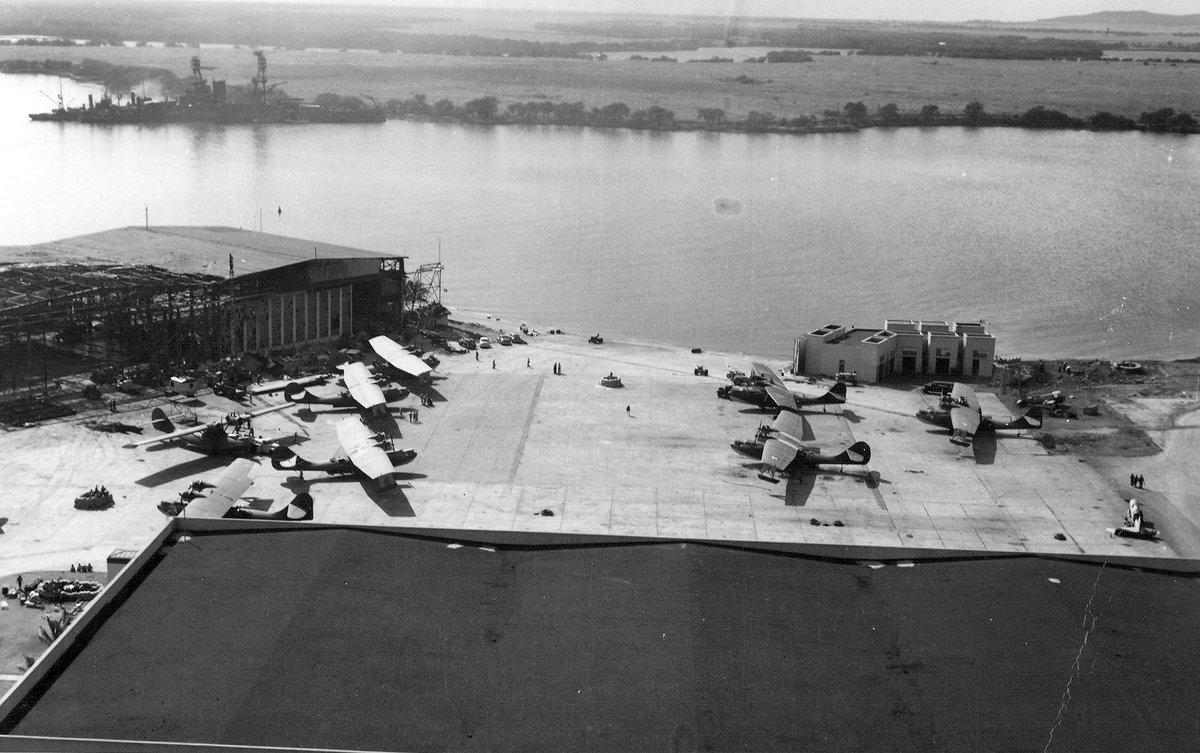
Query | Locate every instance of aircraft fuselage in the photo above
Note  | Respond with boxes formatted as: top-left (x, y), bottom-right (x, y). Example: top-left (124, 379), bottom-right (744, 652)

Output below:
top-left (916, 408), bottom-right (995, 432)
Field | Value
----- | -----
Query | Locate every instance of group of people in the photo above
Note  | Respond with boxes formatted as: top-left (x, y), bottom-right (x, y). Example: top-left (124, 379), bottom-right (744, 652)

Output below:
top-left (69, 563), bottom-right (94, 573)
top-left (553, 362), bottom-right (564, 375)
top-left (1129, 473), bottom-right (1147, 489)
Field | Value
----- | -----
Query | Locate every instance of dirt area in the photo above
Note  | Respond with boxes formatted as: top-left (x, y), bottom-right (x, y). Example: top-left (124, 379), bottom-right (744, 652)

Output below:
top-left (0, 570), bottom-right (105, 692)
top-left (992, 357), bottom-right (1200, 458)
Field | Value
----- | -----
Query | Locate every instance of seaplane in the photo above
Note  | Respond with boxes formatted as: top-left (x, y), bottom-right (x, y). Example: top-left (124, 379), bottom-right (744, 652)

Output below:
top-left (733, 411), bottom-right (871, 483)
top-left (284, 361), bottom-right (407, 417)
top-left (369, 335), bottom-right (435, 384)
top-left (158, 458), bottom-right (313, 520)
top-left (916, 382), bottom-right (1042, 447)
top-left (717, 361), bottom-right (847, 412)
top-left (270, 416), bottom-right (416, 490)
top-left (125, 403), bottom-right (291, 456)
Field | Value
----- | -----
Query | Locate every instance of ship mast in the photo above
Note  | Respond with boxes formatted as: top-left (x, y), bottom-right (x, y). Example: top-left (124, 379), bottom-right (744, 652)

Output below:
top-left (252, 50), bottom-right (269, 101)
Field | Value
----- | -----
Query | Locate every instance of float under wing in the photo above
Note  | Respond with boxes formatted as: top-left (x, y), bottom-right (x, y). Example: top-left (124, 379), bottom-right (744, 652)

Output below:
top-left (339, 361), bottom-right (388, 415)
top-left (370, 335), bottom-right (433, 380)
top-left (335, 417), bottom-right (395, 489)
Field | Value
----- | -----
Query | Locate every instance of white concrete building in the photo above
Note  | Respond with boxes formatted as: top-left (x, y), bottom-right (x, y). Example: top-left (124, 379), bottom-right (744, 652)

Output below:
top-left (792, 320), bottom-right (995, 383)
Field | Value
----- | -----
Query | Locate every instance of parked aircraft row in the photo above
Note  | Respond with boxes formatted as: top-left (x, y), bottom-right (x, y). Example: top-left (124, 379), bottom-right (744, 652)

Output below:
top-left (724, 364), bottom-right (1042, 483)
top-left (284, 335), bottom-right (436, 415)
top-left (125, 333), bottom-right (431, 515)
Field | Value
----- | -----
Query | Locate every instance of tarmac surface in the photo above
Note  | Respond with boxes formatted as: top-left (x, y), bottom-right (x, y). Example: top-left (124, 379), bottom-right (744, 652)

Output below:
top-left (7, 529), bottom-right (1200, 753)
top-left (0, 311), bottom-right (1196, 579)
top-left (2, 314), bottom-right (1200, 750)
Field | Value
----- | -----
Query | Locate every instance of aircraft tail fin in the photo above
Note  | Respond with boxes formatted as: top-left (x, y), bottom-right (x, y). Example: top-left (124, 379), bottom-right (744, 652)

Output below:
top-left (280, 493), bottom-right (314, 521)
top-left (1010, 406), bottom-right (1043, 430)
top-left (151, 407), bottom-right (175, 434)
top-left (283, 383), bottom-right (312, 403)
top-left (269, 445), bottom-right (304, 471)
top-left (826, 380), bottom-right (848, 403)
top-left (830, 440), bottom-right (871, 465)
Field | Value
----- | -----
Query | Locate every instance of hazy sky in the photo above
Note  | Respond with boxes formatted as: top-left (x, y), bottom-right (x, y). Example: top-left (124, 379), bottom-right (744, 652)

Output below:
top-left (179, 0), bottom-right (1199, 23)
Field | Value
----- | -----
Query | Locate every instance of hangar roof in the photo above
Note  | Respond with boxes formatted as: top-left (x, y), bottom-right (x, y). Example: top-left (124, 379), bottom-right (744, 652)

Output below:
top-left (0, 226), bottom-right (389, 278)
top-left (3, 526), bottom-right (1198, 753)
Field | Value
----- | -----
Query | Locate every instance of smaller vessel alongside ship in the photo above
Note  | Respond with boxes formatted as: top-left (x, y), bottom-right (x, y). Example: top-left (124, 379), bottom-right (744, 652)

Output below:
top-left (28, 51), bottom-right (385, 125)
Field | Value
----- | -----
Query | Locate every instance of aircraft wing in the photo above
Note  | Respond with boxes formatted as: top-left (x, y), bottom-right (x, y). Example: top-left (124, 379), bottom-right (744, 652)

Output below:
top-left (764, 386), bottom-right (799, 412)
top-left (128, 420), bottom-right (214, 447)
top-left (128, 401), bottom-right (289, 448)
top-left (760, 437), bottom-right (799, 473)
top-left (949, 406), bottom-right (981, 446)
top-left (769, 411), bottom-right (811, 446)
top-left (749, 361), bottom-right (786, 389)
top-left (183, 459), bottom-right (255, 518)
top-left (335, 417), bottom-right (395, 485)
top-left (340, 362), bottom-right (388, 412)
top-left (950, 382), bottom-right (980, 411)
top-left (370, 335), bottom-right (433, 379)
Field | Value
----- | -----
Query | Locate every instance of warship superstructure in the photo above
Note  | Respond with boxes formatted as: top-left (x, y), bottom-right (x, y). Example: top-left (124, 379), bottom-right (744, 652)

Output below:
top-left (29, 51), bottom-right (385, 125)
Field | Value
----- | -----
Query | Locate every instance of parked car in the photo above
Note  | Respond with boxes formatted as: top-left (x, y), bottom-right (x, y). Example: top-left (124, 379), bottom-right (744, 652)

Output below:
top-left (478, 337), bottom-right (492, 349)
top-left (498, 335), bottom-right (513, 346)
top-left (116, 379), bottom-right (143, 396)
top-left (458, 338), bottom-right (477, 351)
top-left (922, 381), bottom-right (955, 396)
top-left (510, 333), bottom-right (526, 345)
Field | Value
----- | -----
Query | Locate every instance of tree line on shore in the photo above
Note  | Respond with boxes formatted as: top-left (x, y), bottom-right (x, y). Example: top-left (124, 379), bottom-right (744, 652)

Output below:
top-left (382, 93), bottom-right (1200, 135)
top-left (7, 57), bottom-right (1197, 136)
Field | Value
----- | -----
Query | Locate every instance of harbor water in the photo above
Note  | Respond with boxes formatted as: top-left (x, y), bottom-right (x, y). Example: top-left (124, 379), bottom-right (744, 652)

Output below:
top-left (1, 73), bottom-right (1197, 361)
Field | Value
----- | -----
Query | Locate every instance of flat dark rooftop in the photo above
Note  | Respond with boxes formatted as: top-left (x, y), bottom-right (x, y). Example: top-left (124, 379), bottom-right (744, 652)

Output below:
top-left (5, 529), bottom-right (1199, 752)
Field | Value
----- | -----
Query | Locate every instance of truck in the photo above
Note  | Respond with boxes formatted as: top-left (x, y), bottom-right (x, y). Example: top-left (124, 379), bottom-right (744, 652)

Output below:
top-left (165, 376), bottom-right (202, 398)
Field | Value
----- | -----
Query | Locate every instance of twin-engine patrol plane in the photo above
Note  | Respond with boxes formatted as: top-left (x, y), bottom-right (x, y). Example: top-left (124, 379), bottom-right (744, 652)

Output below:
top-left (163, 458), bottom-right (314, 520)
top-left (270, 416), bottom-right (417, 490)
top-left (917, 382), bottom-right (1042, 447)
top-left (718, 361), bottom-right (847, 412)
top-left (732, 411), bottom-right (871, 483)
top-left (126, 403), bottom-right (291, 456)
top-left (284, 361), bottom-right (407, 417)
top-left (369, 335), bottom-right (434, 384)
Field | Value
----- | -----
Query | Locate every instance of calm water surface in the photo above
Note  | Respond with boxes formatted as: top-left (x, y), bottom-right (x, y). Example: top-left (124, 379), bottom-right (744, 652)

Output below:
top-left (2, 74), bottom-right (1197, 361)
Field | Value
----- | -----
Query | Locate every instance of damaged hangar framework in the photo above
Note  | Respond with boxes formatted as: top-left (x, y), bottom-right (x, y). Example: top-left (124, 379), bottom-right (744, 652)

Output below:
top-left (0, 226), bottom-right (408, 367)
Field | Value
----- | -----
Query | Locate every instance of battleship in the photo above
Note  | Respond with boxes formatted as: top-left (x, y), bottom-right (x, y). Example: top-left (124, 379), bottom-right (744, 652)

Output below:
top-left (29, 51), bottom-right (385, 125)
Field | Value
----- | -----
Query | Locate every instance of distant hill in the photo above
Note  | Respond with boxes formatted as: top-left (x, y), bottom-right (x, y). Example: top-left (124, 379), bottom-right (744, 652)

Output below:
top-left (1038, 11), bottom-right (1200, 27)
